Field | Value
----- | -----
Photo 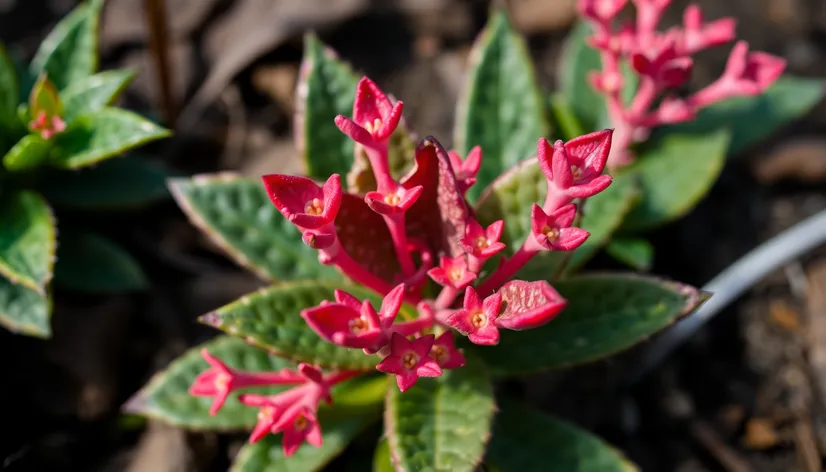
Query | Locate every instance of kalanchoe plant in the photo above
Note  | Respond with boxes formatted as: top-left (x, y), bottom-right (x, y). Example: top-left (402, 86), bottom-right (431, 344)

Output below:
top-left (0, 0), bottom-right (172, 337)
top-left (124, 13), bottom-right (732, 467)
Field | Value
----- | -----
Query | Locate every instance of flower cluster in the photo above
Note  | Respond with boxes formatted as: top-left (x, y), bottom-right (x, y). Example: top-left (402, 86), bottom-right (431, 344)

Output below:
top-left (578, 0), bottom-right (786, 168)
top-left (189, 77), bottom-right (615, 455)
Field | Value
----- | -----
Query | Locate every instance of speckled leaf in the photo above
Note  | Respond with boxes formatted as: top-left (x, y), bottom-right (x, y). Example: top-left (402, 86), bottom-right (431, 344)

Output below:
top-left (29, 0), bottom-right (102, 91)
top-left (385, 355), bottom-right (495, 472)
top-left (475, 157), bottom-right (545, 252)
top-left (54, 230), bottom-right (147, 292)
top-left (297, 33), bottom-right (357, 180)
top-left (620, 129), bottom-right (730, 231)
top-left (335, 193), bottom-right (400, 282)
top-left (199, 281), bottom-right (409, 369)
top-left (403, 137), bottom-right (469, 258)
top-left (39, 154), bottom-right (173, 209)
top-left (230, 375), bottom-right (388, 472)
top-left (606, 237), bottom-right (654, 272)
top-left (658, 75), bottom-right (825, 157)
top-left (0, 190), bottom-right (55, 294)
top-left (563, 174), bottom-right (640, 274)
top-left (0, 275), bottom-right (51, 338)
top-left (484, 398), bottom-right (638, 472)
top-left (467, 273), bottom-right (705, 376)
top-left (558, 20), bottom-right (638, 132)
top-left (60, 69), bottom-right (136, 122)
top-left (124, 336), bottom-right (296, 430)
top-left (3, 134), bottom-right (53, 171)
top-left (454, 9), bottom-right (548, 202)
top-left (170, 173), bottom-right (338, 282)
top-left (0, 43), bottom-right (19, 126)
top-left (51, 108), bottom-right (170, 169)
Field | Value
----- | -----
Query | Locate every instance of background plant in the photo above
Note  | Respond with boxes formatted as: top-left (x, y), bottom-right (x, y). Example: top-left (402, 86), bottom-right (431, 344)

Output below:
top-left (117, 3), bottom-right (774, 466)
top-left (0, 0), bottom-right (172, 337)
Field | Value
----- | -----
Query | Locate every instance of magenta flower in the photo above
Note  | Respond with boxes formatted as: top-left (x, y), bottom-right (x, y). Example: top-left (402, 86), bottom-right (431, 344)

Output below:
top-left (364, 184), bottom-right (424, 216)
top-left (530, 204), bottom-right (590, 252)
top-left (429, 331), bottom-right (466, 369)
top-left (460, 219), bottom-right (506, 260)
top-left (376, 333), bottom-right (442, 392)
top-left (334, 77), bottom-right (403, 145)
top-left (537, 131), bottom-right (613, 200)
top-left (691, 41), bottom-right (786, 107)
top-left (577, 0), bottom-right (627, 23)
top-left (29, 110), bottom-right (66, 140)
top-left (679, 5), bottom-right (736, 55)
top-left (272, 405), bottom-right (323, 457)
top-left (448, 146), bottom-right (482, 194)
top-left (445, 288), bottom-right (502, 346)
top-left (261, 174), bottom-right (342, 230)
top-left (495, 280), bottom-right (568, 330)
top-left (427, 255), bottom-right (477, 290)
top-left (239, 394), bottom-right (283, 443)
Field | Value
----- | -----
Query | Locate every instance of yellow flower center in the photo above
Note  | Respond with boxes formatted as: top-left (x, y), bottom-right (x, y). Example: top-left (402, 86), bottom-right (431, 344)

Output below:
top-left (304, 198), bottom-right (324, 215)
top-left (542, 225), bottom-right (559, 242)
top-left (471, 311), bottom-right (488, 328)
top-left (294, 414), bottom-right (309, 431)
top-left (570, 165), bottom-right (583, 180)
top-left (384, 193), bottom-right (401, 206)
top-left (364, 118), bottom-right (382, 134)
top-left (402, 352), bottom-right (419, 369)
top-left (475, 236), bottom-right (489, 250)
top-left (430, 345), bottom-right (448, 364)
top-left (348, 316), bottom-right (368, 334)
top-left (448, 267), bottom-right (464, 282)
top-left (258, 406), bottom-right (275, 421)
top-left (215, 373), bottom-right (231, 389)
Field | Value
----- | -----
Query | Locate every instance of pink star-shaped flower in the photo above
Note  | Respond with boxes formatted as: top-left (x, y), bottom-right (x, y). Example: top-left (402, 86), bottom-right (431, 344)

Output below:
top-left (530, 204), bottom-right (590, 252)
top-left (334, 77), bottom-right (404, 145)
top-left (429, 331), bottom-right (467, 370)
top-left (445, 287), bottom-right (502, 346)
top-left (376, 333), bottom-right (442, 392)
top-left (427, 255), bottom-right (477, 290)
top-left (261, 173), bottom-right (342, 230)
top-left (537, 132), bottom-right (613, 199)
top-left (459, 219), bottom-right (506, 259)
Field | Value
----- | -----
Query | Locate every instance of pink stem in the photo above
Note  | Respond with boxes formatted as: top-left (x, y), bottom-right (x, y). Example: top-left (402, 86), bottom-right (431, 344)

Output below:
top-left (476, 242), bottom-right (540, 294)
top-left (323, 370), bottom-right (364, 384)
top-left (434, 286), bottom-right (459, 310)
top-left (434, 308), bottom-right (452, 327)
top-left (384, 214), bottom-right (417, 277)
top-left (392, 316), bottom-right (435, 337)
top-left (543, 185), bottom-right (571, 214)
top-left (363, 142), bottom-right (394, 194)
top-left (235, 372), bottom-right (305, 389)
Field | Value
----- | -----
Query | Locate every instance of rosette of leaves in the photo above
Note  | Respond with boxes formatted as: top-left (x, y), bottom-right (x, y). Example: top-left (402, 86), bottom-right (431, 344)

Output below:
top-left (0, 0), bottom-right (171, 338)
top-left (126, 15), bottom-right (713, 471)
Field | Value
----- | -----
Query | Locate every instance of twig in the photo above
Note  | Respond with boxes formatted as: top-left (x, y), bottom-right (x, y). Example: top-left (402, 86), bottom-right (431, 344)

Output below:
top-left (625, 208), bottom-right (826, 387)
top-left (689, 419), bottom-right (753, 472)
top-left (144, 0), bottom-right (178, 127)
top-left (794, 417), bottom-right (821, 472)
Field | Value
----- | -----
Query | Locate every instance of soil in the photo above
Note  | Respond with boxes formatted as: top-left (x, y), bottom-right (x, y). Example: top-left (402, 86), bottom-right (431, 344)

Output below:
top-left (4, 0), bottom-right (826, 471)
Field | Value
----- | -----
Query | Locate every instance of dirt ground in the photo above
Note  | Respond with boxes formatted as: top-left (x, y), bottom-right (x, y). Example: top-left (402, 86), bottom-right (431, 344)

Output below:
top-left (4, 0), bottom-right (826, 470)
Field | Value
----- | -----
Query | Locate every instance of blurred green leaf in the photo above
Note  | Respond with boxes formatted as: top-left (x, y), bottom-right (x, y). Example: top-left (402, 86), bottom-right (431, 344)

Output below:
top-left (29, 0), bottom-right (102, 90)
top-left (620, 129), bottom-right (730, 231)
top-left (0, 275), bottom-right (51, 338)
top-left (0, 43), bottom-right (19, 127)
top-left (485, 398), bottom-right (638, 472)
top-left (54, 230), bottom-right (147, 292)
top-left (467, 273), bottom-right (705, 376)
top-left (298, 34), bottom-right (358, 180)
top-left (169, 174), bottom-right (339, 281)
top-left (60, 69), bottom-right (136, 122)
top-left (29, 73), bottom-right (62, 118)
top-left (3, 134), bottom-right (53, 172)
top-left (373, 438), bottom-right (395, 472)
top-left (40, 155), bottom-right (172, 209)
top-left (385, 356), bottom-right (495, 472)
top-left (0, 189), bottom-right (55, 294)
top-left (51, 108), bottom-right (171, 169)
top-left (606, 237), bottom-right (654, 272)
top-left (454, 9), bottom-right (548, 202)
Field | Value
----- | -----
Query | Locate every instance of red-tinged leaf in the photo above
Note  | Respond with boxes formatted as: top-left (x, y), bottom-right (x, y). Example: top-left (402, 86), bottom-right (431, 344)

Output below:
top-left (403, 137), bottom-right (469, 258)
top-left (335, 193), bottom-right (401, 282)
top-left (496, 280), bottom-right (567, 330)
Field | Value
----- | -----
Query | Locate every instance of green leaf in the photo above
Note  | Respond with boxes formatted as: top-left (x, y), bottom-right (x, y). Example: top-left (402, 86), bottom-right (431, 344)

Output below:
top-left (0, 190), bottom-right (55, 294)
top-left (0, 43), bottom-right (19, 126)
top-left (0, 275), bottom-right (51, 338)
top-left (200, 281), bottom-right (411, 369)
top-left (485, 398), bottom-right (638, 472)
top-left (3, 134), bottom-right (54, 171)
top-left (51, 108), bottom-right (171, 169)
top-left (29, 0), bottom-right (102, 90)
top-left (454, 9), bottom-right (549, 202)
top-left (298, 33), bottom-right (358, 180)
top-left (548, 91), bottom-right (585, 142)
top-left (54, 230), bottom-right (147, 292)
top-left (39, 155), bottom-right (173, 209)
top-left (385, 356), bottom-right (495, 472)
top-left (169, 174), bottom-right (338, 281)
top-left (373, 439), bottom-right (395, 472)
top-left (60, 70), bottom-right (136, 122)
top-left (467, 273), bottom-right (705, 376)
top-left (29, 73), bottom-right (62, 118)
top-left (620, 129), bottom-right (730, 231)
top-left (230, 376), bottom-right (387, 472)
top-left (563, 175), bottom-right (640, 274)
top-left (475, 157), bottom-right (546, 252)
top-left (606, 237), bottom-right (654, 272)
top-left (125, 335), bottom-right (296, 430)
top-left (659, 75), bottom-right (825, 157)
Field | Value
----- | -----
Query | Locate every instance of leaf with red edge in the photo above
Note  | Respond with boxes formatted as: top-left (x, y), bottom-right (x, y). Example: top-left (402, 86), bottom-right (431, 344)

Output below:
top-left (403, 137), bottom-right (469, 258)
top-left (496, 280), bottom-right (567, 330)
top-left (334, 193), bottom-right (401, 283)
